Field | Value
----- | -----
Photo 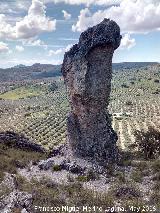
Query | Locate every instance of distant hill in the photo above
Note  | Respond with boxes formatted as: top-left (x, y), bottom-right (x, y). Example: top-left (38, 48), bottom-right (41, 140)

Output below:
top-left (0, 62), bottom-right (158, 82)
top-left (0, 63), bottom-right (62, 82)
top-left (13, 64), bottom-right (26, 68)
top-left (112, 62), bottom-right (158, 70)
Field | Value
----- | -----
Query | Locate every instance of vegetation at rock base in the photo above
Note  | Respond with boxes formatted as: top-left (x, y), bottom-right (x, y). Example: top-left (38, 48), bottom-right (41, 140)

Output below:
top-left (0, 143), bottom-right (47, 181)
top-left (52, 164), bottom-right (62, 171)
top-left (0, 139), bottom-right (160, 212)
top-left (76, 170), bottom-right (99, 182)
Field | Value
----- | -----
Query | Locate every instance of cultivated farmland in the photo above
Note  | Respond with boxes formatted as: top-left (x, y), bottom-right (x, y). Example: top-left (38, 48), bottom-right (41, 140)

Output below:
top-left (0, 64), bottom-right (159, 151)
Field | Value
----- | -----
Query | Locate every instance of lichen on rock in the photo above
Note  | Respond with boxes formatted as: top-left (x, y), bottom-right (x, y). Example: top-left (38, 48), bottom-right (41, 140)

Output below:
top-left (62, 19), bottom-right (122, 164)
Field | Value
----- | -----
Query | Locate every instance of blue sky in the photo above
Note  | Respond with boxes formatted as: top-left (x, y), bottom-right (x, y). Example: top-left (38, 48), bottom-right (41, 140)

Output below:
top-left (0, 0), bottom-right (160, 68)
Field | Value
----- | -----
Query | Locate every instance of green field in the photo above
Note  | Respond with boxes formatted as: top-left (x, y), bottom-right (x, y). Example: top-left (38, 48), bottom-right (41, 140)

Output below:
top-left (0, 66), bottom-right (159, 151)
top-left (0, 85), bottom-right (45, 100)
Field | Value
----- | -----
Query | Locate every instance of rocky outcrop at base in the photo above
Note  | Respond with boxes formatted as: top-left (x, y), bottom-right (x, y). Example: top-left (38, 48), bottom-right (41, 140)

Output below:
top-left (62, 19), bottom-right (122, 164)
top-left (0, 173), bottom-right (32, 213)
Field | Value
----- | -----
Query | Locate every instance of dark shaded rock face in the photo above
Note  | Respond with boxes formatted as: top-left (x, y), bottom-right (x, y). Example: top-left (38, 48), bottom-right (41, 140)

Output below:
top-left (62, 19), bottom-right (122, 164)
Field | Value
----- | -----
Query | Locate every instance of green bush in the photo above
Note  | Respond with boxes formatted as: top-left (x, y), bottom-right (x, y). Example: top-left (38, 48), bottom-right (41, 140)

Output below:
top-left (76, 170), bottom-right (99, 182)
top-left (131, 170), bottom-right (143, 183)
top-left (151, 160), bottom-right (160, 173)
top-left (52, 165), bottom-right (62, 172)
top-left (154, 79), bottom-right (159, 83)
top-left (114, 171), bottom-right (126, 183)
top-left (76, 175), bottom-right (89, 182)
top-left (125, 101), bottom-right (133, 106)
top-left (121, 84), bottom-right (130, 88)
top-left (134, 127), bottom-right (160, 159)
top-left (48, 82), bottom-right (58, 92)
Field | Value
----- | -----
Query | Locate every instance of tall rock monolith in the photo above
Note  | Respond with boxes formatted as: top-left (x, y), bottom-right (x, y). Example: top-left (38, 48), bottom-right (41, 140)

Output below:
top-left (62, 19), bottom-right (122, 164)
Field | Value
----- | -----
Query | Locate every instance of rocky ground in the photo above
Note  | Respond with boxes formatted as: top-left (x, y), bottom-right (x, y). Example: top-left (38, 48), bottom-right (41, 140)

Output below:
top-left (1, 143), bottom-right (159, 213)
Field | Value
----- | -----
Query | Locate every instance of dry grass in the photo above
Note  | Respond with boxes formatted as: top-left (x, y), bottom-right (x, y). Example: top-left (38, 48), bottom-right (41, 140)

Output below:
top-left (0, 143), bottom-right (47, 181)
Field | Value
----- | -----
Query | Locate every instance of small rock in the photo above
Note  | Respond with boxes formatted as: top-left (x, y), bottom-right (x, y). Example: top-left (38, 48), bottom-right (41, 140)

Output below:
top-left (115, 185), bottom-right (141, 198)
top-left (0, 190), bottom-right (32, 212)
top-left (69, 163), bottom-right (84, 174)
top-left (60, 160), bottom-right (70, 170)
top-left (21, 209), bottom-right (29, 213)
top-left (0, 173), bottom-right (17, 191)
top-left (38, 159), bottom-right (54, 170)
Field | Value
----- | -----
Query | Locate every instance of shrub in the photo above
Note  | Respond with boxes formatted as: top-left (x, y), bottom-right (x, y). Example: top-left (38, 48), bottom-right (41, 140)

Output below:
top-left (113, 183), bottom-right (141, 200)
top-left (52, 164), bottom-right (62, 172)
top-left (114, 171), bottom-right (126, 183)
top-left (154, 79), bottom-right (159, 83)
top-left (125, 101), bottom-right (133, 106)
top-left (67, 174), bottom-right (75, 182)
top-left (152, 172), bottom-right (160, 182)
top-left (134, 127), bottom-right (160, 159)
top-left (0, 183), bottom-right (12, 198)
top-left (131, 170), bottom-right (143, 183)
top-left (130, 81), bottom-right (135, 85)
top-left (76, 170), bottom-right (99, 182)
top-left (150, 182), bottom-right (160, 209)
top-left (151, 160), bottom-right (160, 173)
top-left (121, 84), bottom-right (129, 88)
top-left (152, 90), bottom-right (159, 95)
top-left (86, 169), bottom-right (99, 180)
top-left (117, 151), bottom-right (132, 167)
top-left (49, 82), bottom-right (58, 92)
top-left (130, 161), bottom-right (147, 170)
top-left (76, 175), bottom-right (88, 182)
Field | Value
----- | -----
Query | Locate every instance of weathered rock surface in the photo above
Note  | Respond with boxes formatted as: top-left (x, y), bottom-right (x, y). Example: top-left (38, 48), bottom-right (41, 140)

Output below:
top-left (0, 190), bottom-right (32, 213)
top-left (0, 173), bottom-right (32, 213)
top-left (62, 19), bottom-right (121, 164)
top-left (38, 159), bottom-right (55, 170)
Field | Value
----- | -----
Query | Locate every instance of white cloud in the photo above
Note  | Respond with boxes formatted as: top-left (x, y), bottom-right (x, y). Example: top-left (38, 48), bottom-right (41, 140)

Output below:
top-left (16, 45), bottom-right (24, 52)
top-left (48, 44), bottom-right (73, 56)
top-left (29, 39), bottom-right (45, 46)
top-left (44, 0), bottom-right (121, 6)
top-left (23, 38), bottom-right (46, 47)
top-left (24, 39), bottom-right (64, 49)
top-left (0, 0), bottom-right (56, 40)
top-left (120, 34), bottom-right (136, 49)
top-left (72, 0), bottom-right (160, 34)
top-left (72, 8), bottom-right (92, 32)
top-left (62, 10), bottom-right (71, 20)
top-left (48, 48), bottom-right (63, 56)
top-left (0, 42), bottom-right (10, 53)
top-left (0, 14), bottom-right (16, 39)
top-left (15, 0), bottom-right (31, 11)
top-left (65, 44), bottom-right (73, 51)
top-left (16, 0), bottom-right (56, 39)
top-left (0, 1), bottom-right (30, 14)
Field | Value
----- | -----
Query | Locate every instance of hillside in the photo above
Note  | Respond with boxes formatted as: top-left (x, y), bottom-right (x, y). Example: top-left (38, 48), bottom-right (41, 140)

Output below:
top-left (0, 64), bottom-right (159, 150)
top-left (0, 62), bottom-right (158, 83)
top-left (0, 63), bottom-right (61, 82)
top-left (112, 62), bottom-right (158, 70)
